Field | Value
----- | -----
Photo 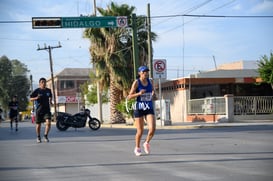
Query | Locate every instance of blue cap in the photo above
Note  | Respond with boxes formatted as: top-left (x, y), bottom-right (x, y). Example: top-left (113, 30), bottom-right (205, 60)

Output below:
top-left (138, 66), bottom-right (149, 72)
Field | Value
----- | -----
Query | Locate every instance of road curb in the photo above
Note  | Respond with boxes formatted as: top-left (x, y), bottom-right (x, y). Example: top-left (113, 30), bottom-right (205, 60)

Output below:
top-left (101, 121), bottom-right (273, 130)
top-left (101, 124), bottom-right (229, 130)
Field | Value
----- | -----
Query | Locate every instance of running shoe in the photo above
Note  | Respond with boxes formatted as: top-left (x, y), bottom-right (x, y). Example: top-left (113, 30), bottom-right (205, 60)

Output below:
top-left (44, 135), bottom-right (49, 142)
top-left (143, 142), bottom-right (150, 154)
top-left (134, 147), bottom-right (141, 156)
top-left (37, 136), bottom-right (41, 143)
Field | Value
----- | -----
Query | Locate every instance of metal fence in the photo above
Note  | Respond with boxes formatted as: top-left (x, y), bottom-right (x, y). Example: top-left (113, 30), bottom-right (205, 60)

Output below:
top-left (234, 96), bottom-right (273, 115)
top-left (188, 97), bottom-right (226, 115)
top-left (188, 96), bottom-right (273, 115)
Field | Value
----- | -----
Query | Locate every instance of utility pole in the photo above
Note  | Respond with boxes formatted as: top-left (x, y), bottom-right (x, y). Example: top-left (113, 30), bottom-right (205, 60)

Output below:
top-left (132, 13), bottom-right (139, 79)
top-left (213, 55), bottom-right (217, 70)
top-left (30, 74), bottom-right (33, 93)
top-left (30, 74), bottom-right (34, 110)
top-left (93, 0), bottom-right (96, 16)
top-left (37, 42), bottom-right (61, 121)
top-left (147, 3), bottom-right (153, 78)
top-left (93, 0), bottom-right (103, 123)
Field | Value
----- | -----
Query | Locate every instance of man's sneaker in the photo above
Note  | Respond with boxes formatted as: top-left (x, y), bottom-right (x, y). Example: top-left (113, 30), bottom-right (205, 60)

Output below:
top-left (134, 147), bottom-right (142, 156)
top-left (44, 135), bottom-right (49, 142)
top-left (143, 142), bottom-right (150, 154)
top-left (37, 136), bottom-right (41, 143)
top-left (15, 128), bottom-right (18, 132)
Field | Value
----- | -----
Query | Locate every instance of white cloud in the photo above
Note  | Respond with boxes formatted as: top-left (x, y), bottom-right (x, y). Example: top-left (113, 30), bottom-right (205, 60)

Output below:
top-left (232, 4), bottom-right (242, 11)
top-left (251, 0), bottom-right (273, 13)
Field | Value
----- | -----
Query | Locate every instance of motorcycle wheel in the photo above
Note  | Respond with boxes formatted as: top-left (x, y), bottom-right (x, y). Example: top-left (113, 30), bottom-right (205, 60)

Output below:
top-left (88, 118), bottom-right (101, 130)
top-left (56, 116), bottom-right (69, 131)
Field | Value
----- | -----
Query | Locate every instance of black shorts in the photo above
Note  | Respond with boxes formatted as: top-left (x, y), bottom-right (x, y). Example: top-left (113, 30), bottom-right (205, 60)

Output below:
top-left (36, 112), bottom-right (52, 124)
top-left (9, 113), bottom-right (18, 120)
top-left (133, 109), bottom-right (154, 118)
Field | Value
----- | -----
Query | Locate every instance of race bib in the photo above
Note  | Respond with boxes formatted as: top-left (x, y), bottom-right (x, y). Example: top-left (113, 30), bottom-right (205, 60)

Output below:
top-left (140, 93), bottom-right (152, 102)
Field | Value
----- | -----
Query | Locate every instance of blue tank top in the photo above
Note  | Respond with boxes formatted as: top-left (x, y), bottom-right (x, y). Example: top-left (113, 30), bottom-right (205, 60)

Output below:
top-left (135, 78), bottom-right (153, 111)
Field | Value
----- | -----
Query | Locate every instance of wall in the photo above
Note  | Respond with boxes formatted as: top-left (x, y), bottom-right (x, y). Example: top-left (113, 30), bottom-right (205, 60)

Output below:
top-left (86, 102), bottom-right (110, 123)
top-left (160, 88), bottom-right (189, 123)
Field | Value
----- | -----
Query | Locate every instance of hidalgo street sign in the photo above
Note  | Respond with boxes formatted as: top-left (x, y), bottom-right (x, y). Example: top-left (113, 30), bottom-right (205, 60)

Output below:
top-left (61, 16), bottom-right (127, 28)
top-left (32, 16), bottom-right (128, 29)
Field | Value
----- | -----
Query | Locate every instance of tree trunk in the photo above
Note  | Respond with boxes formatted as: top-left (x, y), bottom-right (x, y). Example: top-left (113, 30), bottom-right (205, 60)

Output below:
top-left (109, 76), bottom-right (125, 123)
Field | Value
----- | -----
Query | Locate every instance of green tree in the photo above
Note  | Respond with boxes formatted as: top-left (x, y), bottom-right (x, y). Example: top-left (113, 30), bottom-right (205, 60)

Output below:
top-left (257, 51), bottom-right (273, 89)
top-left (80, 71), bottom-right (109, 106)
top-left (0, 56), bottom-right (12, 105)
top-left (83, 2), bottom-right (157, 123)
top-left (0, 56), bottom-right (30, 113)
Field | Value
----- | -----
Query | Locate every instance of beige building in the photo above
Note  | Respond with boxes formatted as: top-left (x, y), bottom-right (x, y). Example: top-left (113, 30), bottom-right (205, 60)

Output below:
top-left (47, 68), bottom-right (93, 114)
top-left (156, 60), bottom-right (272, 123)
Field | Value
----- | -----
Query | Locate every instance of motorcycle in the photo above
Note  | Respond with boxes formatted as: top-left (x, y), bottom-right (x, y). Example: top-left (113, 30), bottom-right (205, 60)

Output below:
top-left (56, 109), bottom-right (101, 131)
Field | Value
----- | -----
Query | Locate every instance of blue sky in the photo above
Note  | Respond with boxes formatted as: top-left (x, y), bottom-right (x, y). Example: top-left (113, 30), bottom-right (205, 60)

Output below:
top-left (0, 0), bottom-right (273, 84)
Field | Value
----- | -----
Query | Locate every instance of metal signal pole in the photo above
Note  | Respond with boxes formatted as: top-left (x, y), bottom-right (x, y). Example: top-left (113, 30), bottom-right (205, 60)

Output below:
top-left (37, 42), bottom-right (62, 121)
top-left (147, 3), bottom-right (153, 78)
top-left (132, 13), bottom-right (139, 79)
top-left (92, 0), bottom-right (103, 123)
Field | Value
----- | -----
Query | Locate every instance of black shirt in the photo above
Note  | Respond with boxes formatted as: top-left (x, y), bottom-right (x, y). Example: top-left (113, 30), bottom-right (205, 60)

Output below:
top-left (30, 88), bottom-right (52, 113)
top-left (8, 101), bottom-right (19, 115)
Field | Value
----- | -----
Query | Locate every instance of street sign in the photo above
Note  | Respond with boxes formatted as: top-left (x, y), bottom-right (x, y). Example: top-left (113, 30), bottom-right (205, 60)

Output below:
top-left (62, 16), bottom-right (127, 28)
top-left (32, 16), bottom-right (128, 29)
top-left (153, 59), bottom-right (167, 79)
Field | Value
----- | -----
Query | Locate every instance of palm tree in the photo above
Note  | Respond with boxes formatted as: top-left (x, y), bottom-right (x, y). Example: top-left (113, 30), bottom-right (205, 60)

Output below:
top-left (257, 51), bottom-right (273, 89)
top-left (84, 2), bottom-right (157, 123)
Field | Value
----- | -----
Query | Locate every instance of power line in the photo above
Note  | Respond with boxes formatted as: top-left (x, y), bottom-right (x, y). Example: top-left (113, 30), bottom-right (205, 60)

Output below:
top-left (184, 14), bottom-right (273, 18)
top-left (183, 0), bottom-right (213, 14)
top-left (0, 20), bottom-right (31, 23)
top-left (150, 14), bottom-right (273, 19)
top-left (151, 0), bottom-right (213, 28)
top-left (0, 14), bottom-right (272, 24)
top-left (182, 0), bottom-right (237, 26)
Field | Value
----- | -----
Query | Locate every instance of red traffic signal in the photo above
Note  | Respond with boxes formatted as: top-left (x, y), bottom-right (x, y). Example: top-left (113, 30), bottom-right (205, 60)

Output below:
top-left (32, 17), bottom-right (61, 29)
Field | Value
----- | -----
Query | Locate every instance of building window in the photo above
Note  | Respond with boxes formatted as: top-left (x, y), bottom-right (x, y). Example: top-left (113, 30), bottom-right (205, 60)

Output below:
top-left (60, 80), bottom-right (74, 89)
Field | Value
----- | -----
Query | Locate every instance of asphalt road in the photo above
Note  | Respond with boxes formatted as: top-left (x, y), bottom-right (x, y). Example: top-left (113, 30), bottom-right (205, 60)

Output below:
top-left (0, 121), bottom-right (273, 181)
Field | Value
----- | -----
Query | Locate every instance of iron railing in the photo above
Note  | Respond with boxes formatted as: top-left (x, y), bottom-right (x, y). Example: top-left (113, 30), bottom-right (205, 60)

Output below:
top-left (188, 96), bottom-right (273, 115)
top-left (234, 96), bottom-right (273, 115)
top-left (188, 97), bottom-right (225, 114)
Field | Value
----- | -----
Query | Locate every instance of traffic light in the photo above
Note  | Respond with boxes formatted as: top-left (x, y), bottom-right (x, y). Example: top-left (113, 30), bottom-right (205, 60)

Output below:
top-left (32, 17), bottom-right (61, 29)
